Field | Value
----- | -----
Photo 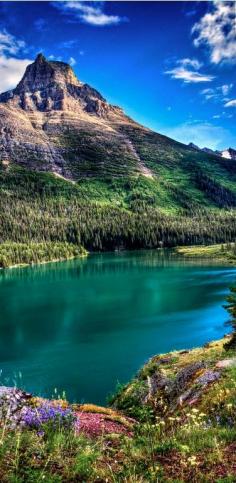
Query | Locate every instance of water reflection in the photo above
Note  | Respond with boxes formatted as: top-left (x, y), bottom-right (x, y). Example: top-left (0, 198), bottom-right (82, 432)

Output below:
top-left (0, 250), bottom-right (235, 403)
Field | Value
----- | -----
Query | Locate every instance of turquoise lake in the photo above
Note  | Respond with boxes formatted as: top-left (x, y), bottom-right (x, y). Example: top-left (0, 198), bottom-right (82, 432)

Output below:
top-left (0, 250), bottom-right (235, 404)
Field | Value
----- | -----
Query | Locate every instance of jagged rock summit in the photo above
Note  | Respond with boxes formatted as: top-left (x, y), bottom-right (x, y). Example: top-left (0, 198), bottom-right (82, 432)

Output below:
top-left (0, 53), bottom-right (118, 116)
top-left (0, 54), bottom-right (150, 179)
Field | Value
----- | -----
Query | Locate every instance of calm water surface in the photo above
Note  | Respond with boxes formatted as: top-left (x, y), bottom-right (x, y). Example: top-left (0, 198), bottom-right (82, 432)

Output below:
top-left (0, 250), bottom-right (235, 404)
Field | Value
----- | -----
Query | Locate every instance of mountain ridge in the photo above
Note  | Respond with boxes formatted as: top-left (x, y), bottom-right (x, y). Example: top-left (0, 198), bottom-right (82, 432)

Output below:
top-left (0, 53), bottom-right (211, 182)
top-left (0, 54), bottom-right (236, 238)
top-left (188, 142), bottom-right (236, 161)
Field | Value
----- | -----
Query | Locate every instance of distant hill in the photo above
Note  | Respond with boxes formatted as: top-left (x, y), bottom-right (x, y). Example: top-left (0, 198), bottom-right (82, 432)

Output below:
top-left (188, 143), bottom-right (236, 161)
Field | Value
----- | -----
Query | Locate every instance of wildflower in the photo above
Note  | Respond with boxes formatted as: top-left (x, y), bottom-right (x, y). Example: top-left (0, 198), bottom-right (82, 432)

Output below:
top-left (20, 403), bottom-right (76, 431)
top-left (187, 455), bottom-right (198, 466)
top-left (191, 408), bottom-right (199, 413)
top-left (227, 403), bottom-right (233, 409)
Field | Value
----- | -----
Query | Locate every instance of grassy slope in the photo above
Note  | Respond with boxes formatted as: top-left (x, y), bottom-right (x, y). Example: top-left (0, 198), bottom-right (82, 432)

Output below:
top-left (176, 243), bottom-right (236, 264)
top-left (119, 125), bottom-right (236, 210)
top-left (1, 130), bottom-right (236, 214)
top-left (1, 337), bottom-right (236, 482)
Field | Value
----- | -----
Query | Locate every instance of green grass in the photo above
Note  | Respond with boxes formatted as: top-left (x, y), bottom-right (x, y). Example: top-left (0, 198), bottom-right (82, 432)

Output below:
top-left (176, 243), bottom-right (236, 263)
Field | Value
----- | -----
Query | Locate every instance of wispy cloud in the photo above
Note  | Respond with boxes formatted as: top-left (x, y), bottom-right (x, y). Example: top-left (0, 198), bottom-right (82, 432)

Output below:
top-left (192, 1), bottom-right (236, 64)
top-left (212, 111), bottom-right (233, 120)
top-left (68, 56), bottom-right (76, 66)
top-left (53, 1), bottom-right (128, 27)
top-left (0, 29), bottom-right (31, 93)
top-left (224, 99), bottom-right (236, 107)
top-left (163, 120), bottom-right (232, 150)
top-left (0, 29), bottom-right (26, 56)
top-left (165, 58), bottom-right (214, 83)
top-left (201, 83), bottom-right (234, 101)
top-left (59, 40), bottom-right (78, 49)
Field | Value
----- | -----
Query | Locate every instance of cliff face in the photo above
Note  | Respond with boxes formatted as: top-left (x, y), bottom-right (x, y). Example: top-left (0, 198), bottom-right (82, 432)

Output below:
top-left (0, 54), bottom-right (146, 179)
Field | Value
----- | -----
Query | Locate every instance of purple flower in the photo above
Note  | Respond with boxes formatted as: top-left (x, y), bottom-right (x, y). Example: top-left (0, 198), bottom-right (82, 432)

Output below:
top-left (21, 403), bottom-right (76, 431)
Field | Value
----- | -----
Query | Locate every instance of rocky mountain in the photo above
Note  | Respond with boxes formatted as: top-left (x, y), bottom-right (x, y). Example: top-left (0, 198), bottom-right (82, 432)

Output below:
top-left (188, 142), bottom-right (236, 161)
top-left (0, 53), bottom-right (154, 179)
top-left (221, 148), bottom-right (236, 161)
top-left (0, 54), bottom-right (236, 217)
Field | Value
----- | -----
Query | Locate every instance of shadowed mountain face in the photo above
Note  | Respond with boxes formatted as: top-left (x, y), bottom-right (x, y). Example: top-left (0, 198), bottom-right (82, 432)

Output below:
top-left (0, 54), bottom-right (235, 213)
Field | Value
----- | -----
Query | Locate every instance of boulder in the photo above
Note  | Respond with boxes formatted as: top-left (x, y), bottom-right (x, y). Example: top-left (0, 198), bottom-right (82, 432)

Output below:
top-left (216, 358), bottom-right (236, 369)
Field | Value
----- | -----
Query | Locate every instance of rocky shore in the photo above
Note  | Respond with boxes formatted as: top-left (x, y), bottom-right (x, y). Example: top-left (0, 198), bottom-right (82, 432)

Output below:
top-left (0, 336), bottom-right (236, 481)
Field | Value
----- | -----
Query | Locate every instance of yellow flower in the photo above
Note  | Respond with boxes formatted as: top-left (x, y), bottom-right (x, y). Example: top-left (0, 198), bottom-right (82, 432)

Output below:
top-left (187, 455), bottom-right (198, 466)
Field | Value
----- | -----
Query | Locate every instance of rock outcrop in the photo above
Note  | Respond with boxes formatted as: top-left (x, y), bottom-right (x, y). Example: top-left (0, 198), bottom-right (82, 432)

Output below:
top-left (0, 54), bottom-right (149, 179)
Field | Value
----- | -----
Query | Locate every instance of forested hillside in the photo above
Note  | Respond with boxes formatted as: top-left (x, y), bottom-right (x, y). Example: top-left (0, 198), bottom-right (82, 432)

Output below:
top-left (0, 164), bottom-right (235, 251)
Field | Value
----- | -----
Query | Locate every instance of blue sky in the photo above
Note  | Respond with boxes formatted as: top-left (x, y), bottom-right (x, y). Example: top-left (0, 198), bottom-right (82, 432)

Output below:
top-left (0, 1), bottom-right (235, 149)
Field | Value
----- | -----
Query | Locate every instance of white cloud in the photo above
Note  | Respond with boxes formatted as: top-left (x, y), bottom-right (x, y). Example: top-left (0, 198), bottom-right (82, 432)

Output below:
top-left (221, 83), bottom-right (233, 96)
top-left (68, 56), bottom-right (76, 66)
top-left (48, 55), bottom-right (62, 61)
top-left (165, 58), bottom-right (214, 83)
top-left (0, 29), bottom-right (26, 56)
top-left (192, 1), bottom-right (236, 64)
top-left (181, 58), bottom-right (202, 70)
top-left (0, 55), bottom-right (31, 92)
top-left (53, 1), bottom-right (128, 27)
top-left (0, 29), bottom-right (31, 93)
top-left (163, 121), bottom-right (232, 150)
top-left (225, 99), bottom-right (236, 107)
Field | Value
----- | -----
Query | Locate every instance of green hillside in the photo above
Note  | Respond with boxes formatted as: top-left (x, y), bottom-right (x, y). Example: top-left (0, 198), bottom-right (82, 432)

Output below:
top-left (0, 54), bottom-right (235, 253)
top-left (0, 159), bottom-right (235, 252)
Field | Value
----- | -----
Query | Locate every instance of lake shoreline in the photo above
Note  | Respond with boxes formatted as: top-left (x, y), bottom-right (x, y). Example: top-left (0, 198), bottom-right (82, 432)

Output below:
top-left (0, 241), bottom-right (88, 270)
top-left (175, 243), bottom-right (236, 264)
top-left (1, 253), bottom-right (88, 271)
top-left (1, 242), bottom-right (236, 270)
